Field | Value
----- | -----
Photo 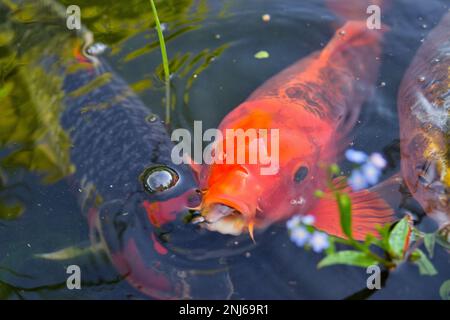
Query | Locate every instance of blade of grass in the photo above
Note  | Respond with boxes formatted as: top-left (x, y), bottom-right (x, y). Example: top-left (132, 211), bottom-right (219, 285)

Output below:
top-left (149, 0), bottom-right (171, 124)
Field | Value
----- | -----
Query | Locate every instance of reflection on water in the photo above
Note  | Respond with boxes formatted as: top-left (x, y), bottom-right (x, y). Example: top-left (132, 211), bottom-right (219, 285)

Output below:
top-left (0, 0), bottom-right (449, 299)
top-left (0, 2), bottom-right (74, 222)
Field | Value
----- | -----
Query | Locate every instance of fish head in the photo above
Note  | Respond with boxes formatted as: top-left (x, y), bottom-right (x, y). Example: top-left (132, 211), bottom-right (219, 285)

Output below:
top-left (401, 130), bottom-right (450, 225)
top-left (199, 157), bottom-right (324, 238)
top-left (197, 108), bottom-right (327, 237)
top-left (200, 163), bottom-right (260, 236)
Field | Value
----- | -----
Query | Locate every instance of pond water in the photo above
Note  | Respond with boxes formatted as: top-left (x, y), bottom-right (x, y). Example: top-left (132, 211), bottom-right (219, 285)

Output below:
top-left (0, 0), bottom-right (448, 299)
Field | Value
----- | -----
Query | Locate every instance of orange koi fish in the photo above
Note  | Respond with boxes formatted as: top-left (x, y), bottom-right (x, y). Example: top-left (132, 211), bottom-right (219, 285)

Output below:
top-left (198, 21), bottom-right (393, 240)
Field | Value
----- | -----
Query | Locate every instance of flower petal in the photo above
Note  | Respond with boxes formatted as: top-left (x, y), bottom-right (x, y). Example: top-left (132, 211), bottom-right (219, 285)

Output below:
top-left (290, 226), bottom-right (310, 247)
top-left (361, 162), bottom-right (381, 185)
top-left (345, 149), bottom-right (368, 164)
top-left (301, 214), bottom-right (315, 226)
top-left (348, 169), bottom-right (368, 191)
top-left (369, 152), bottom-right (387, 169)
top-left (286, 215), bottom-right (301, 229)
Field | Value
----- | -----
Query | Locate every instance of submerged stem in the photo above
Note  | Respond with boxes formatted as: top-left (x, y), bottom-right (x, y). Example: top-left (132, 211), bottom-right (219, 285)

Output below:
top-left (149, 0), bottom-right (171, 124)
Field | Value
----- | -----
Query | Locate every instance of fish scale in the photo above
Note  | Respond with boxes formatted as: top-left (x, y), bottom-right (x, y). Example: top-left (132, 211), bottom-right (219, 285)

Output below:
top-left (61, 60), bottom-right (183, 201)
top-left (55, 53), bottom-right (226, 299)
top-left (398, 11), bottom-right (450, 225)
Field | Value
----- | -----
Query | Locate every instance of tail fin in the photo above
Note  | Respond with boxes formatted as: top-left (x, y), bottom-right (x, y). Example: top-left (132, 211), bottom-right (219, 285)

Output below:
top-left (318, 21), bottom-right (387, 139)
top-left (320, 20), bottom-right (388, 62)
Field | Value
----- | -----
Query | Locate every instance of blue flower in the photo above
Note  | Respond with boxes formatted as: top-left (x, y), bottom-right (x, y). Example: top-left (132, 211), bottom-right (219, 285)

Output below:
top-left (369, 152), bottom-right (387, 169)
top-left (345, 149), bottom-right (368, 164)
top-left (290, 226), bottom-right (311, 247)
top-left (346, 149), bottom-right (387, 191)
top-left (301, 214), bottom-right (315, 226)
top-left (309, 231), bottom-right (329, 253)
top-left (361, 162), bottom-right (382, 185)
top-left (348, 169), bottom-right (369, 191)
top-left (286, 215), bottom-right (301, 230)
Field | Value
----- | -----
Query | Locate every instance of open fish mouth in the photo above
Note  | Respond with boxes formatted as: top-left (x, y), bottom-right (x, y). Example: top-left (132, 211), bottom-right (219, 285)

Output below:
top-left (199, 203), bottom-right (247, 236)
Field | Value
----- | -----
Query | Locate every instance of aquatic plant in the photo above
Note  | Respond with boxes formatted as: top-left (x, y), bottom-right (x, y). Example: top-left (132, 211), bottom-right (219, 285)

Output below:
top-left (55, 0), bottom-right (230, 124)
top-left (288, 151), bottom-right (449, 276)
top-left (0, 17), bottom-right (74, 220)
top-left (148, 0), bottom-right (171, 124)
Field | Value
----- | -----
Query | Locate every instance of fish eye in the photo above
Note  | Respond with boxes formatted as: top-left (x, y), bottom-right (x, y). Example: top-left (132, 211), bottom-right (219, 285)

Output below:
top-left (141, 165), bottom-right (179, 194)
top-left (294, 166), bottom-right (309, 183)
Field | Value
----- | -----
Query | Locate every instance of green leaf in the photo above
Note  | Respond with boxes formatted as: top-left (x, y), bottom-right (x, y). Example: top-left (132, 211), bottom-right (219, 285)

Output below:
top-left (436, 226), bottom-right (450, 250)
top-left (254, 50), bottom-right (270, 59)
top-left (439, 280), bottom-right (450, 300)
top-left (325, 236), bottom-right (336, 255)
top-left (423, 233), bottom-right (436, 258)
top-left (314, 189), bottom-right (324, 198)
top-left (0, 30), bottom-right (15, 47)
top-left (149, 0), bottom-right (171, 124)
top-left (375, 223), bottom-right (392, 252)
top-left (413, 249), bottom-right (438, 276)
top-left (0, 201), bottom-right (24, 220)
top-left (363, 233), bottom-right (380, 249)
top-left (0, 82), bottom-right (14, 99)
top-left (436, 236), bottom-right (450, 250)
top-left (318, 251), bottom-right (378, 268)
top-left (329, 164), bottom-right (340, 175)
top-left (388, 216), bottom-right (411, 259)
top-left (337, 193), bottom-right (352, 239)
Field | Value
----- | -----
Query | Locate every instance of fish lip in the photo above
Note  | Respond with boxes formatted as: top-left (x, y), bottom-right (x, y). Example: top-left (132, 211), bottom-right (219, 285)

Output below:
top-left (198, 198), bottom-right (252, 236)
top-left (200, 197), bottom-right (251, 223)
top-left (201, 203), bottom-right (242, 224)
top-left (199, 203), bottom-right (247, 236)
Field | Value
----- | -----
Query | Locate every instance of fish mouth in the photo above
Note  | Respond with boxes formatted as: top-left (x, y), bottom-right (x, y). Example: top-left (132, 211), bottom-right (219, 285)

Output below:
top-left (200, 203), bottom-right (247, 236)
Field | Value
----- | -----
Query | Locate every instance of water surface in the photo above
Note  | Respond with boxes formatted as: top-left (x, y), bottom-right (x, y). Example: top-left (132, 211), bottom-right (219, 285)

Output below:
top-left (0, 0), bottom-right (449, 299)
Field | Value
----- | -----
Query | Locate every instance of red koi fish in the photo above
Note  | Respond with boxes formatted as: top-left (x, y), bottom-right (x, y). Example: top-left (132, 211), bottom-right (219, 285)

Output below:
top-left (198, 21), bottom-right (393, 240)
